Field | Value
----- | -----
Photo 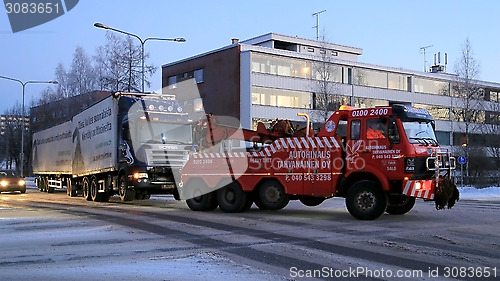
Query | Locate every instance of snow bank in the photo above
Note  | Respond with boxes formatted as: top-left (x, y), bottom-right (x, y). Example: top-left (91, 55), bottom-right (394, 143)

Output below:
top-left (458, 186), bottom-right (500, 199)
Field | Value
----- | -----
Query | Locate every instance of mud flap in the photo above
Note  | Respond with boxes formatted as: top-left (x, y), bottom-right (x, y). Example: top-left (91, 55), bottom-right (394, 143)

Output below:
top-left (434, 178), bottom-right (460, 210)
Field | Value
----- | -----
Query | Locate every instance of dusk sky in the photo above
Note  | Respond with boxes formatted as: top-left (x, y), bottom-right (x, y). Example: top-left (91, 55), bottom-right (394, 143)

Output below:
top-left (1, 0), bottom-right (499, 113)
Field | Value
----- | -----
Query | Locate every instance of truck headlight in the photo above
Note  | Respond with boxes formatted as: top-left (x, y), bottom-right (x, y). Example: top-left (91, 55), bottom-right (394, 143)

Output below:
top-left (133, 172), bottom-right (149, 179)
top-left (405, 157), bottom-right (415, 173)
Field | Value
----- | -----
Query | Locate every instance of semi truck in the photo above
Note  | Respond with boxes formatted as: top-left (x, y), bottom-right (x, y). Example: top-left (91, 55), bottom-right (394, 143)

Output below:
top-left (32, 92), bottom-right (193, 201)
top-left (179, 104), bottom-right (459, 220)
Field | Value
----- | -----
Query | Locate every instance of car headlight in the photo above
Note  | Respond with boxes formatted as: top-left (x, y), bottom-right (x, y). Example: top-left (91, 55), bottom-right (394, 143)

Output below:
top-left (19, 180), bottom-right (26, 186)
top-left (1, 181), bottom-right (7, 187)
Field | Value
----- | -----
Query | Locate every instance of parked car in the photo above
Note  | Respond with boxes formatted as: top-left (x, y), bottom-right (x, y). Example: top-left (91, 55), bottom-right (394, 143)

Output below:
top-left (0, 170), bottom-right (26, 193)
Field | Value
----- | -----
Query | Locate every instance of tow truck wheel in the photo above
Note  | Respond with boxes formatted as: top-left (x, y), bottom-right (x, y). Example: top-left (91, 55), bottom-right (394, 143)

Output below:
top-left (346, 180), bottom-right (387, 220)
top-left (386, 196), bottom-right (416, 215)
top-left (119, 174), bottom-right (135, 201)
top-left (82, 177), bottom-right (92, 201)
top-left (299, 196), bottom-right (325, 207)
top-left (187, 191), bottom-right (218, 211)
top-left (217, 182), bottom-right (248, 213)
top-left (257, 179), bottom-right (289, 211)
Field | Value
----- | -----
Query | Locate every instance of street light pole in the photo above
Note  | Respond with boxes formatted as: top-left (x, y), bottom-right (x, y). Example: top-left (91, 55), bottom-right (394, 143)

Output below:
top-left (0, 75), bottom-right (57, 177)
top-left (93, 23), bottom-right (185, 93)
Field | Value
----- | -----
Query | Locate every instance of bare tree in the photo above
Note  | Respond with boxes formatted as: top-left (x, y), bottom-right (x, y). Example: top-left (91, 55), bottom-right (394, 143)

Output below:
top-left (68, 46), bottom-right (96, 96)
top-left (94, 32), bottom-right (156, 92)
top-left (452, 38), bottom-right (485, 182)
top-left (310, 35), bottom-right (345, 124)
top-left (2, 103), bottom-right (23, 172)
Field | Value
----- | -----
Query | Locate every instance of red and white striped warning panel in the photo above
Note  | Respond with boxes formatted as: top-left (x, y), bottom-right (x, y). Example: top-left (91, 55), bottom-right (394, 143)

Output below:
top-left (403, 180), bottom-right (434, 200)
top-left (192, 137), bottom-right (340, 159)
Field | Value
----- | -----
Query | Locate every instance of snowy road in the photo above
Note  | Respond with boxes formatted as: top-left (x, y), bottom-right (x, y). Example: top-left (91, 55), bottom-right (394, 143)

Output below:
top-left (0, 188), bottom-right (499, 280)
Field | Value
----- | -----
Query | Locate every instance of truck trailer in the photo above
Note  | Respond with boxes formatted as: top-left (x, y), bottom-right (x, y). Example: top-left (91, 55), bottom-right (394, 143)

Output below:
top-left (32, 92), bottom-right (193, 201)
top-left (179, 104), bottom-right (459, 220)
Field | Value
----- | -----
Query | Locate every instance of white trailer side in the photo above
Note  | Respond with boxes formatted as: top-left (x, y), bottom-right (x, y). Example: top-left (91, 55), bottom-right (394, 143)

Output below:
top-left (71, 95), bottom-right (118, 177)
top-left (32, 121), bottom-right (73, 175)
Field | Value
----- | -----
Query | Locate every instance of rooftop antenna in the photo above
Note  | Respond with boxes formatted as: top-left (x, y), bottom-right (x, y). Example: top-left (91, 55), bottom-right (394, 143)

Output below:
top-left (312, 10), bottom-right (326, 40)
top-left (420, 45), bottom-right (433, 72)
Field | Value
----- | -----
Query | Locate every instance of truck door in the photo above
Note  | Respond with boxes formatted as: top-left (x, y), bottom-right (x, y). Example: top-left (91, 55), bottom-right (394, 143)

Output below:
top-left (364, 116), bottom-right (402, 176)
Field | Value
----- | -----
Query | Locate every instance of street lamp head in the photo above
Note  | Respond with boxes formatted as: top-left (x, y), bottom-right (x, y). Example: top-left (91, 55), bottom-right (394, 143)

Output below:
top-left (94, 22), bottom-right (109, 29)
top-left (174, 37), bottom-right (186, 42)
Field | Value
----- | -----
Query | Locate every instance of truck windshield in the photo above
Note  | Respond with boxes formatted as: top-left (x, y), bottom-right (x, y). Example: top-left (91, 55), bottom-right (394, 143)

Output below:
top-left (402, 121), bottom-right (438, 145)
top-left (136, 121), bottom-right (193, 145)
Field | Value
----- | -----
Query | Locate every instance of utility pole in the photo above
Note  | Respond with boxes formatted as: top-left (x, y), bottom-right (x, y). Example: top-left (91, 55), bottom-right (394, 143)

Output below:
top-left (312, 10), bottom-right (326, 41)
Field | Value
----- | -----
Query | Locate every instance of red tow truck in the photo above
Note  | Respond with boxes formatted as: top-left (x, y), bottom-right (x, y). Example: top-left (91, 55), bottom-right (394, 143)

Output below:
top-left (179, 104), bottom-right (459, 220)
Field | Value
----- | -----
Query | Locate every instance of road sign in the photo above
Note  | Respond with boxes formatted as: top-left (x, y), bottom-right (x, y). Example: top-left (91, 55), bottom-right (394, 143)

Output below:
top-left (458, 156), bottom-right (467, 165)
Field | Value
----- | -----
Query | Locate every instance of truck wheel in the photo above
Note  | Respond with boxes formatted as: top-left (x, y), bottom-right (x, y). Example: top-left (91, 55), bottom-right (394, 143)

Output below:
top-left (299, 196), bottom-right (325, 207)
top-left (386, 196), bottom-right (415, 215)
top-left (346, 180), bottom-right (387, 220)
top-left (90, 176), bottom-right (102, 202)
top-left (66, 179), bottom-right (77, 197)
top-left (257, 179), bottom-right (289, 211)
top-left (187, 191), bottom-right (218, 211)
top-left (119, 174), bottom-right (135, 201)
top-left (217, 181), bottom-right (247, 213)
top-left (82, 177), bottom-right (92, 201)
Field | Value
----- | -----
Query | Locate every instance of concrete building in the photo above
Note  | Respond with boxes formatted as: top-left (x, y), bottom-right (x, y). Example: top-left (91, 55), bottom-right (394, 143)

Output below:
top-left (162, 32), bottom-right (500, 153)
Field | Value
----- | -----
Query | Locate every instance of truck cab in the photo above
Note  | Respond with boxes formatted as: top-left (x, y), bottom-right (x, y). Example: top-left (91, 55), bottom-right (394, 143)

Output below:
top-left (318, 104), bottom-right (457, 218)
top-left (116, 94), bottom-right (193, 200)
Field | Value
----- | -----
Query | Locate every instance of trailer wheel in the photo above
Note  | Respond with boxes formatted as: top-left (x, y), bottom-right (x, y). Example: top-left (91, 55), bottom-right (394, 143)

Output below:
top-left (118, 174), bottom-right (135, 201)
top-left (66, 179), bottom-right (77, 197)
top-left (217, 181), bottom-right (248, 213)
top-left (299, 196), bottom-right (325, 207)
top-left (257, 179), bottom-right (289, 211)
top-left (386, 196), bottom-right (415, 215)
top-left (82, 177), bottom-right (92, 201)
top-left (38, 177), bottom-right (45, 192)
top-left (346, 180), bottom-right (387, 220)
top-left (37, 178), bottom-right (43, 192)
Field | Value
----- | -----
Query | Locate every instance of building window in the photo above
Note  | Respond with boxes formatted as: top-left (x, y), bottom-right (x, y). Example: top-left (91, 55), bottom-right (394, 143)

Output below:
top-left (194, 69), bottom-right (204, 83)
top-left (354, 68), bottom-right (388, 89)
top-left (435, 131), bottom-right (450, 146)
top-left (388, 73), bottom-right (409, 91)
top-left (489, 91), bottom-right (499, 102)
top-left (415, 104), bottom-right (450, 121)
top-left (414, 77), bottom-right (449, 95)
top-left (251, 86), bottom-right (311, 109)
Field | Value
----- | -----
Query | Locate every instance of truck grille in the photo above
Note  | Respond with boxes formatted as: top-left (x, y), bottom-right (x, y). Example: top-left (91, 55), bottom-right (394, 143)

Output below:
top-left (145, 149), bottom-right (189, 168)
top-left (413, 157), bottom-right (435, 179)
